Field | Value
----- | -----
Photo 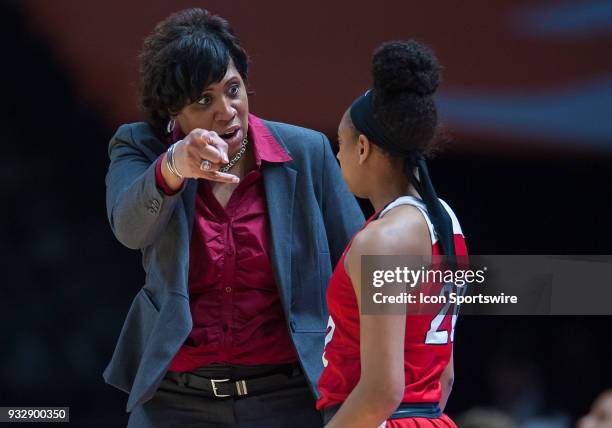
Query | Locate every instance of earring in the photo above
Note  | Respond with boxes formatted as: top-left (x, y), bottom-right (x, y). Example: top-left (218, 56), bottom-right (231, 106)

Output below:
top-left (166, 119), bottom-right (176, 134)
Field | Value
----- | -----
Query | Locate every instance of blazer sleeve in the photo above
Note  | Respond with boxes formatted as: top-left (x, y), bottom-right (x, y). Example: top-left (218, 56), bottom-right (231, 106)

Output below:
top-left (105, 124), bottom-right (184, 250)
top-left (319, 133), bottom-right (365, 267)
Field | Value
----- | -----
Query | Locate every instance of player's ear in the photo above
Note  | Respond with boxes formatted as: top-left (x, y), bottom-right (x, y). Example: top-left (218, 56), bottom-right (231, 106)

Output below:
top-left (357, 134), bottom-right (371, 164)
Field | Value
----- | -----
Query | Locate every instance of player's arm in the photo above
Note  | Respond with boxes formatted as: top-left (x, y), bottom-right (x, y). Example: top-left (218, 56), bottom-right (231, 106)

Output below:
top-left (325, 211), bottom-right (431, 428)
top-left (439, 348), bottom-right (454, 411)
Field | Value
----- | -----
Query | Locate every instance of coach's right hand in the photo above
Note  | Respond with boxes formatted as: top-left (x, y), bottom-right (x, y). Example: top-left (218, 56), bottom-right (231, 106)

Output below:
top-left (161, 128), bottom-right (239, 191)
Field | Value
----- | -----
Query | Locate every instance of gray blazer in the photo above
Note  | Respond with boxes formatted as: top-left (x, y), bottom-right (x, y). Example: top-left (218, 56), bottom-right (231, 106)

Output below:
top-left (103, 119), bottom-right (364, 412)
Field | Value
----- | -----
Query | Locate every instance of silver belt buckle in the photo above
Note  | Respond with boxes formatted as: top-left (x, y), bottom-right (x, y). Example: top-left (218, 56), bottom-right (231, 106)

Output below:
top-left (236, 379), bottom-right (248, 396)
top-left (210, 378), bottom-right (230, 398)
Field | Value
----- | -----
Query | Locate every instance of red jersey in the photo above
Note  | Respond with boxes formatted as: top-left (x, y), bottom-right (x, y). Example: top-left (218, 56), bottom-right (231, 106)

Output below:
top-left (317, 196), bottom-right (468, 411)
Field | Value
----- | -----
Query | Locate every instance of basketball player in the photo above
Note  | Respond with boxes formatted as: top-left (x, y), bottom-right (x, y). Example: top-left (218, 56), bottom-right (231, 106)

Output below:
top-left (316, 40), bottom-right (468, 428)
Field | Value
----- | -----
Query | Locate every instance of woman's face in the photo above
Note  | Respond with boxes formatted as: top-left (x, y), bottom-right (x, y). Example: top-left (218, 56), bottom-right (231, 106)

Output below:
top-left (336, 110), bottom-right (366, 198)
top-left (175, 59), bottom-right (249, 153)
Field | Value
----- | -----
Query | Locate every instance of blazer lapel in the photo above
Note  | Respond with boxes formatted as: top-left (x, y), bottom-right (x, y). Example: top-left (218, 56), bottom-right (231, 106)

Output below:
top-left (263, 163), bottom-right (297, 311)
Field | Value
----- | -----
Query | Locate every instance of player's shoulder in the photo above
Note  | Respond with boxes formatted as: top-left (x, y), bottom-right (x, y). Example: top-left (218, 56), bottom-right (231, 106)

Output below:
top-left (349, 205), bottom-right (431, 260)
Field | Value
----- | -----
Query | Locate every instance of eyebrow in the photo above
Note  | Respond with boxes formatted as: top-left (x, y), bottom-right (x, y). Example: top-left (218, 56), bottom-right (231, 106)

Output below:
top-left (201, 75), bottom-right (240, 93)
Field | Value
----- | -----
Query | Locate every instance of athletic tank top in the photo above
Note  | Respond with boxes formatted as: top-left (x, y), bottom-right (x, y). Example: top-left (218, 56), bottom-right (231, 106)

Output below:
top-left (316, 196), bottom-right (468, 409)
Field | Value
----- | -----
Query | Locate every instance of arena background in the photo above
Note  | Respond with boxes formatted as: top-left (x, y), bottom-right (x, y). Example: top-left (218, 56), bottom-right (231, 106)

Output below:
top-left (1, 0), bottom-right (611, 426)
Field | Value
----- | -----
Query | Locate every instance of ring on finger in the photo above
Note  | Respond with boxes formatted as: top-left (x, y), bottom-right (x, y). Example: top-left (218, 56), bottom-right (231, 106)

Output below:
top-left (200, 159), bottom-right (212, 171)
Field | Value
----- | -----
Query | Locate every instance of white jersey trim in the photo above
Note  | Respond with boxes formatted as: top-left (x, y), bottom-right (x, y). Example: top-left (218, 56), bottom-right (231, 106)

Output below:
top-left (378, 196), bottom-right (464, 245)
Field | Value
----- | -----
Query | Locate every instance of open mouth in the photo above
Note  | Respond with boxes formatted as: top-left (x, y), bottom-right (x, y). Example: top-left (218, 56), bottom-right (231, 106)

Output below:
top-left (220, 126), bottom-right (240, 141)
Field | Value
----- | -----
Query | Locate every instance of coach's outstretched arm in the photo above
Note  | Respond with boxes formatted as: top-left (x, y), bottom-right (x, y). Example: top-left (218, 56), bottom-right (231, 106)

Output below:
top-left (106, 124), bottom-right (235, 249)
top-left (105, 125), bottom-right (184, 250)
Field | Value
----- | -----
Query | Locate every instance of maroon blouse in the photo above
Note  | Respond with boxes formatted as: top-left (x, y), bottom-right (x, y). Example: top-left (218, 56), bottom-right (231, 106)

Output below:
top-left (155, 114), bottom-right (298, 371)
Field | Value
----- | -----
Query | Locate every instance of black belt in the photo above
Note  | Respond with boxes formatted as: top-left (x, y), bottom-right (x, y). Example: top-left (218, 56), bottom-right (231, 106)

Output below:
top-left (165, 364), bottom-right (302, 399)
top-left (322, 402), bottom-right (441, 423)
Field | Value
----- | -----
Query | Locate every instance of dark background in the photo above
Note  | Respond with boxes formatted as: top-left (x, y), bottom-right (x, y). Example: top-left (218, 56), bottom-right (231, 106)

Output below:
top-left (1, 0), bottom-right (611, 426)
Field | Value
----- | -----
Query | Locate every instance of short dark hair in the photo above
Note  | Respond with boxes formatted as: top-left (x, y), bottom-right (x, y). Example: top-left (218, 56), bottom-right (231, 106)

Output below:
top-left (139, 8), bottom-right (249, 137)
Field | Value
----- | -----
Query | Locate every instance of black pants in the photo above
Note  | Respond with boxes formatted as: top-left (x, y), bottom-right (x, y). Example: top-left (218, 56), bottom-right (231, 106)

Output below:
top-left (127, 364), bottom-right (323, 428)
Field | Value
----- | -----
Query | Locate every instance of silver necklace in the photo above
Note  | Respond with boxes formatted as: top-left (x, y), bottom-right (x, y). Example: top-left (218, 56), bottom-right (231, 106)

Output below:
top-left (220, 137), bottom-right (248, 173)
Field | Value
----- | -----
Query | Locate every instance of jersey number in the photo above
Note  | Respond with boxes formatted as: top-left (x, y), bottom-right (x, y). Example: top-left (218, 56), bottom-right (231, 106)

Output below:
top-left (425, 282), bottom-right (464, 345)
